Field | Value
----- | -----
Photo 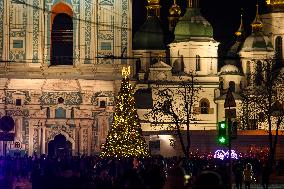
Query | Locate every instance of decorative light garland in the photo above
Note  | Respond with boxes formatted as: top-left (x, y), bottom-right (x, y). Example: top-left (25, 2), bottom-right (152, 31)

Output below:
top-left (214, 150), bottom-right (239, 160)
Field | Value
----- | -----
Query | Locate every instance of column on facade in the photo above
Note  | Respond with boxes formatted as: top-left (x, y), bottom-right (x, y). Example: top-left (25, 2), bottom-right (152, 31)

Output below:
top-left (2, 0), bottom-right (10, 61)
top-left (28, 121), bottom-right (33, 155)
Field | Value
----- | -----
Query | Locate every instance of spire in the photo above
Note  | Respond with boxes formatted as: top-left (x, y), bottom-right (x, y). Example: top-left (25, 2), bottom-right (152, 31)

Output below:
top-left (235, 10), bottom-right (245, 39)
top-left (146, 0), bottom-right (161, 17)
top-left (251, 4), bottom-right (263, 33)
top-left (188, 0), bottom-right (199, 8)
top-left (168, 0), bottom-right (181, 32)
top-left (188, 0), bottom-right (193, 7)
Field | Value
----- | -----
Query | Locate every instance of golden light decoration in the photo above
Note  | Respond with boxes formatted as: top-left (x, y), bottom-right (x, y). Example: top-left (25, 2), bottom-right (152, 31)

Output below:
top-left (147, 0), bottom-right (160, 5)
top-left (169, 0), bottom-right (181, 16)
top-left (122, 66), bottom-right (131, 78)
top-left (266, 0), bottom-right (284, 5)
top-left (100, 75), bottom-right (150, 158)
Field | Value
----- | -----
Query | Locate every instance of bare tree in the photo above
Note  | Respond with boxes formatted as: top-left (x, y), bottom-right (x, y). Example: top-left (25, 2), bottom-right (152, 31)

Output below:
top-left (145, 72), bottom-right (201, 159)
top-left (238, 59), bottom-right (284, 169)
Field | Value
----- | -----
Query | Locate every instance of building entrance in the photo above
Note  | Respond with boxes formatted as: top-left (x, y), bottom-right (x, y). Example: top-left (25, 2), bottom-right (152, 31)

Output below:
top-left (48, 134), bottom-right (72, 157)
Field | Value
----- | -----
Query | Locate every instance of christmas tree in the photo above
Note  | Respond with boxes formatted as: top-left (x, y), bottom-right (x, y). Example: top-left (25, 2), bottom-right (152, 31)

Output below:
top-left (100, 67), bottom-right (150, 158)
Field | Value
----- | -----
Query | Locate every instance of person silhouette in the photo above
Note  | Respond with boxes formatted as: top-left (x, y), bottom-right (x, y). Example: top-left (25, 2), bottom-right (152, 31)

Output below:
top-left (261, 162), bottom-right (270, 189)
top-left (243, 163), bottom-right (253, 189)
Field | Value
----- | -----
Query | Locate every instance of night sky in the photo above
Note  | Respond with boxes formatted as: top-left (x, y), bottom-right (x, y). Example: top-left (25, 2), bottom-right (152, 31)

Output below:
top-left (132, 0), bottom-right (268, 63)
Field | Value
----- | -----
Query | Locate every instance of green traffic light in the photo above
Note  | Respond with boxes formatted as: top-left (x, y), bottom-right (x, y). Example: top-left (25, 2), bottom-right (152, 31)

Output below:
top-left (219, 137), bottom-right (226, 143)
top-left (220, 123), bottom-right (226, 129)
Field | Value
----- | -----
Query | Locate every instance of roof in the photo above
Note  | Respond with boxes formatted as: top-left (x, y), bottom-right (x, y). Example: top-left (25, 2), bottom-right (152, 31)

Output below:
top-left (241, 33), bottom-right (274, 52)
top-left (174, 8), bottom-right (213, 41)
top-left (219, 64), bottom-right (241, 75)
top-left (133, 16), bottom-right (165, 50)
top-left (151, 60), bottom-right (172, 69)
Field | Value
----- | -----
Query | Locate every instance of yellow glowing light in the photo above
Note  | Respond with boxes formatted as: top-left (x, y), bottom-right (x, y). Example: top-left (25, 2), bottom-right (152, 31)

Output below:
top-left (100, 77), bottom-right (150, 158)
top-left (235, 31), bottom-right (242, 36)
top-left (147, 0), bottom-right (160, 5)
top-left (122, 66), bottom-right (131, 78)
top-left (266, 0), bottom-right (284, 5)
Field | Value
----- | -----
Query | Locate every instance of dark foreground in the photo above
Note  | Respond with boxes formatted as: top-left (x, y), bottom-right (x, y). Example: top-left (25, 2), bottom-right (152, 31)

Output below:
top-left (1, 155), bottom-right (284, 189)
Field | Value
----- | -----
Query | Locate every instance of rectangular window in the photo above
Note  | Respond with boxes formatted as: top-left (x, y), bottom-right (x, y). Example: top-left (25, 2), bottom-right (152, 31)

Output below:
top-left (101, 42), bottom-right (112, 50)
top-left (13, 40), bottom-right (23, 48)
top-left (196, 55), bottom-right (201, 71)
top-left (15, 99), bottom-right (22, 106)
top-left (100, 100), bottom-right (106, 108)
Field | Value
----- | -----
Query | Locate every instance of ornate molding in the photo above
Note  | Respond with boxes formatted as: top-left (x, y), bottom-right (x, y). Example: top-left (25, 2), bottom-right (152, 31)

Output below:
top-left (46, 125), bottom-right (75, 143)
top-left (39, 92), bottom-right (83, 105)
top-left (4, 90), bottom-right (31, 105)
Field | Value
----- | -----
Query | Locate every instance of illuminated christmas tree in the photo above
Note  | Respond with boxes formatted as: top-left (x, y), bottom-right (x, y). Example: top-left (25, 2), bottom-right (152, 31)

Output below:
top-left (100, 66), bottom-right (150, 158)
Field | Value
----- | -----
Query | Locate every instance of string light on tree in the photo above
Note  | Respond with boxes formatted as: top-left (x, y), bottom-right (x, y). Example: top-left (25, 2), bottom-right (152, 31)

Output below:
top-left (100, 66), bottom-right (150, 158)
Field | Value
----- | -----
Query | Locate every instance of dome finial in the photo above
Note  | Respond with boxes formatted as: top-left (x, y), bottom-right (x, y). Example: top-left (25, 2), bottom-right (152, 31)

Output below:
top-left (251, 4), bottom-right (263, 33)
top-left (168, 0), bottom-right (181, 31)
top-left (169, 0), bottom-right (181, 16)
top-left (235, 9), bottom-right (245, 38)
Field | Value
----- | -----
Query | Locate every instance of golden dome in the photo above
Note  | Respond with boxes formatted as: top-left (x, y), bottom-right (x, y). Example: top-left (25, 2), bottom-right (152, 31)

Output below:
top-left (146, 0), bottom-right (161, 17)
top-left (169, 0), bottom-right (181, 16)
top-left (147, 0), bottom-right (160, 5)
top-left (266, 0), bottom-right (284, 5)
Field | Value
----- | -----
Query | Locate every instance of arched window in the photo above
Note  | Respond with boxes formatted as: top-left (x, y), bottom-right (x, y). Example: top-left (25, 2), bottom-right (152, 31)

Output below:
top-left (172, 56), bottom-right (184, 74)
top-left (51, 3), bottom-right (73, 66)
top-left (200, 98), bottom-right (210, 114)
top-left (275, 36), bottom-right (283, 65)
top-left (196, 55), bottom-right (201, 71)
top-left (229, 81), bottom-right (236, 92)
top-left (255, 61), bottom-right (263, 86)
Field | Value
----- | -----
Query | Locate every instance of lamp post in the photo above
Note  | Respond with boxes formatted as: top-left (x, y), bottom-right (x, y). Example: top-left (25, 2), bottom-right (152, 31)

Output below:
top-left (224, 89), bottom-right (236, 189)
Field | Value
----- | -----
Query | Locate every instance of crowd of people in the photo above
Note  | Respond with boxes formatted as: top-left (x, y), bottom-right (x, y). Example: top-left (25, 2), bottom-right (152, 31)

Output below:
top-left (0, 154), bottom-right (281, 189)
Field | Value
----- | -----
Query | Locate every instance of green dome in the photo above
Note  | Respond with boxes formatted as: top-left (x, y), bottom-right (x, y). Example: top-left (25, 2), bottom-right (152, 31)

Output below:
top-left (133, 16), bottom-right (165, 50)
top-left (241, 33), bottom-right (274, 52)
top-left (174, 8), bottom-right (213, 41)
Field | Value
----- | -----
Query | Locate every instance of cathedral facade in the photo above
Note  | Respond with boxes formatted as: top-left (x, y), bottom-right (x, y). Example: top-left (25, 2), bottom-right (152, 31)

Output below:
top-left (0, 0), bottom-right (283, 157)
top-left (0, 0), bottom-right (131, 156)
top-left (133, 0), bottom-right (284, 157)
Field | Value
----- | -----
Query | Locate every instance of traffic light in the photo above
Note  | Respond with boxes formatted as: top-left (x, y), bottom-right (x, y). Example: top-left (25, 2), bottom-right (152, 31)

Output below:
top-left (217, 121), bottom-right (228, 145)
